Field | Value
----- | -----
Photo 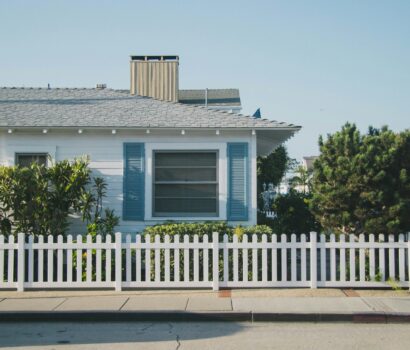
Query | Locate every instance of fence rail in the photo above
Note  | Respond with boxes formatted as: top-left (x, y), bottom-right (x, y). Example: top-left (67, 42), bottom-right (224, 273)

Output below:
top-left (0, 232), bottom-right (409, 291)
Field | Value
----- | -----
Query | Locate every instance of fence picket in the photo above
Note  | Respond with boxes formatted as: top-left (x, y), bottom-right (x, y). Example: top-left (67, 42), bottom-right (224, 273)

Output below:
top-left (330, 234), bottom-right (336, 282)
top-left (86, 235), bottom-right (92, 283)
top-left (145, 234), bottom-right (151, 282)
top-left (76, 234), bottom-right (82, 283)
top-left (320, 234), bottom-right (326, 282)
top-left (126, 235), bottom-right (132, 282)
top-left (281, 234), bottom-right (287, 282)
top-left (252, 234), bottom-right (258, 282)
top-left (96, 235), bottom-right (102, 283)
top-left (398, 234), bottom-right (405, 281)
top-left (38, 235), bottom-right (44, 283)
top-left (57, 235), bottom-right (63, 283)
top-left (155, 234), bottom-right (161, 282)
top-left (203, 235), bottom-right (209, 282)
top-left (135, 234), bottom-right (141, 282)
top-left (193, 235), bottom-right (199, 282)
top-left (369, 234), bottom-right (375, 281)
top-left (8, 235), bottom-right (14, 283)
top-left (28, 235), bottom-right (34, 283)
top-left (243, 234), bottom-right (249, 282)
top-left (389, 234), bottom-right (395, 280)
top-left (184, 235), bottom-right (190, 282)
top-left (47, 235), bottom-right (53, 283)
top-left (0, 236), bottom-right (4, 283)
top-left (379, 234), bottom-right (385, 281)
top-left (349, 235), bottom-right (355, 282)
top-left (223, 234), bottom-right (229, 283)
top-left (233, 235), bottom-right (239, 282)
top-left (164, 235), bottom-right (170, 282)
top-left (359, 234), bottom-right (365, 282)
top-left (262, 234), bottom-right (268, 282)
top-left (271, 234), bottom-right (277, 282)
top-left (301, 234), bottom-right (306, 282)
top-left (339, 234), bottom-right (346, 282)
top-left (105, 235), bottom-right (112, 282)
top-left (174, 235), bottom-right (180, 283)
top-left (67, 235), bottom-right (73, 283)
top-left (291, 234), bottom-right (296, 282)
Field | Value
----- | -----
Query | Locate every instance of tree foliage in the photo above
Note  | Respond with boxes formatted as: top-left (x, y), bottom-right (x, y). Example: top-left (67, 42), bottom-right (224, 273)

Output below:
top-left (311, 123), bottom-right (410, 235)
top-left (267, 190), bottom-right (321, 235)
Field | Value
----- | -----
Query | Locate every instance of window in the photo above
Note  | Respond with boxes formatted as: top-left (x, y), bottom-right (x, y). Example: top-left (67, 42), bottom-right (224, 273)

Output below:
top-left (15, 153), bottom-right (48, 167)
top-left (153, 151), bottom-right (218, 217)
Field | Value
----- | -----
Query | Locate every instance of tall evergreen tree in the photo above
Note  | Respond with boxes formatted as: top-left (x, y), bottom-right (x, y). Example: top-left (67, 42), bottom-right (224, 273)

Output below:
top-left (311, 123), bottom-right (410, 235)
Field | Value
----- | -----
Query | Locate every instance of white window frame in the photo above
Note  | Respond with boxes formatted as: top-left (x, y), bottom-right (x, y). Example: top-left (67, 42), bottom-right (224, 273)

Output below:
top-left (6, 146), bottom-right (56, 167)
top-left (145, 142), bottom-right (227, 221)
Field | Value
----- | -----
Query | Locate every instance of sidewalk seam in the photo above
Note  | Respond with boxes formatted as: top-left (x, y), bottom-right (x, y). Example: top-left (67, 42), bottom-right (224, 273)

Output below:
top-left (119, 297), bottom-right (130, 311)
top-left (52, 298), bottom-right (68, 311)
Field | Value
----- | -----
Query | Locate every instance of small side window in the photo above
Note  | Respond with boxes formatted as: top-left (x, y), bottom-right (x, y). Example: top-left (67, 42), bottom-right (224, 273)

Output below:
top-left (15, 153), bottom-right (48, 167)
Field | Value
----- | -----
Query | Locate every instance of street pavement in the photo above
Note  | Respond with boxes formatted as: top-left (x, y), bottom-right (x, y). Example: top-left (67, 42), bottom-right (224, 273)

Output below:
top-left (0, 321), bottom-right (409, 349)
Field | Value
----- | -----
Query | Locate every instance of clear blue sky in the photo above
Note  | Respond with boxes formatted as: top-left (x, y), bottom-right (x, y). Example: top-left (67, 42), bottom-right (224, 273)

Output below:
top-left (1, 0), bottom-right (409, 161)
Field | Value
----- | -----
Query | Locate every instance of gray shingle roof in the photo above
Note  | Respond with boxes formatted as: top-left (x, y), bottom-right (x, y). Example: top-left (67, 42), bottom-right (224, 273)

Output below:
top-left (0, 87), bottom-right (300, 130)
top-left (179, 89), bottom-right (241, 107)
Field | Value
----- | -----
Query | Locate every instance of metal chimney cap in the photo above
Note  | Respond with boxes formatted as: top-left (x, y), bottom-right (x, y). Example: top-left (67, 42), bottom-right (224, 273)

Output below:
top-left (130, 55), bottom-right (179, 61)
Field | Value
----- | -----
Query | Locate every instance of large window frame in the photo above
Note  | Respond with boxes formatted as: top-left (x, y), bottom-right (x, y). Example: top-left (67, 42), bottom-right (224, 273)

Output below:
top-left (152, 150), bottom-right (219, 217)
top-left (15, 153), bottom-right (48, 167)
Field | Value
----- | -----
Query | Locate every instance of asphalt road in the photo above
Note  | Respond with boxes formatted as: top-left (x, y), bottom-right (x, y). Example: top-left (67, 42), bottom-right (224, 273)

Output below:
top-left (0, 321), bottom-right (409, 349)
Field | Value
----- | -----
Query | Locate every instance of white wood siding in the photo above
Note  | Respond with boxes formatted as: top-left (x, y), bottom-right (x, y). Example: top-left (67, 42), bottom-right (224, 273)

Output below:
top-left (0, 130), bottom-right (257, 233)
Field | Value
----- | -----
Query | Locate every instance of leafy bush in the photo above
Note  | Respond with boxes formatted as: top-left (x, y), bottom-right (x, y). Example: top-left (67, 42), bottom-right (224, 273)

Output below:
top-left (142, 222), bottom-right (274, 281)
top-left (142, 221), bottom-right (273, 240)
top-left (0, 157), bottom-right (119, 236)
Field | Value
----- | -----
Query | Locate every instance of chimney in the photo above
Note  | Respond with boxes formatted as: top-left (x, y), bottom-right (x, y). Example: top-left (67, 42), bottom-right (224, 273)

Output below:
top-left (130, 55), bottom-right (179, 102)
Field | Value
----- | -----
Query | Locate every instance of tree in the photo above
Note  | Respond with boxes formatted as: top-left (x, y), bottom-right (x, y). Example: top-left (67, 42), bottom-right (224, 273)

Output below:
top-left (288, 165), bottom-right (313, 194)
top-left (268, 190), bottom-right (321, 235)
top-left (310, 123), bottom-right (410, 235)
top-left (257, 146), bottom-right (295, 209)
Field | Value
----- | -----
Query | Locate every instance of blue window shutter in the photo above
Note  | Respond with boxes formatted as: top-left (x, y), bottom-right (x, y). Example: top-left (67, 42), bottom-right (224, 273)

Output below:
top-left (123, 143), bottom-right (145, 221)
top-left (227, 143), bottom-right (249, 221)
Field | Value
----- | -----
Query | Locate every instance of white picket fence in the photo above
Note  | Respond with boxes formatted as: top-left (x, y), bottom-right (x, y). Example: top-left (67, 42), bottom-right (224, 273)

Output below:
top-left (0, 232), bottom-right (409, 291)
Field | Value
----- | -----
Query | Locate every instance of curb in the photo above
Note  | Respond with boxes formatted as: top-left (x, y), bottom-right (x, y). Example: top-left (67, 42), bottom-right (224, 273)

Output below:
top-left (1, 311), bottom-right (410, 323)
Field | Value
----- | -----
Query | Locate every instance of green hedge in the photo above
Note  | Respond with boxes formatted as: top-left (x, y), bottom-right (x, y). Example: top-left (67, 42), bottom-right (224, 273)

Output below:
top-left (142, 221), bottom-right (273, 241)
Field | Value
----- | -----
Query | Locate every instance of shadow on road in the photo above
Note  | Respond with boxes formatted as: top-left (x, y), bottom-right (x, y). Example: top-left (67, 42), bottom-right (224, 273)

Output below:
top-left (0, 321), bottom-right (245, 348)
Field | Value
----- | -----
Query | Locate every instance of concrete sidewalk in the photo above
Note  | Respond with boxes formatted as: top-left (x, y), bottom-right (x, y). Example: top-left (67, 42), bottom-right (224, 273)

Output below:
top-left (0, 289), bottom-right (409, 323)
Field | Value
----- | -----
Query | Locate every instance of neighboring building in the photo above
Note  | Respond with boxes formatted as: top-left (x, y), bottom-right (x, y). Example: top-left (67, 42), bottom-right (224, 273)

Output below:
top-left (276, 156), bottom-right (318, 195)
top-left (302, 156), bottom-right (318, 171)
top-left (0, 56), bottom-right (300, 233)
top-left (179, 89), bottom-right (242, 113)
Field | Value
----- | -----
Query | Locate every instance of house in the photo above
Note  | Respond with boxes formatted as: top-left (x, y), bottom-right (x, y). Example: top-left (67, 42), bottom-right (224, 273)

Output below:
top-left (179, 89), bottom-right (242, 113)
top-left (0, 56), bottom-right (300, 233)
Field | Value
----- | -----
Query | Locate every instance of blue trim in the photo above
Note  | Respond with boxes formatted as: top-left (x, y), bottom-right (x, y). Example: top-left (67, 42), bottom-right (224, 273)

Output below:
top-left (227, 142), bottom-right (249, 221)
top-left (123, 143), bottom-right (145, 221)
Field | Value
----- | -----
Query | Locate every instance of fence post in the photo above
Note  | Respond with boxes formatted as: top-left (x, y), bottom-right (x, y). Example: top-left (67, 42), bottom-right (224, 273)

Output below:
top-left (115, 232), bottom-right (122, 292)
top-left (17, 232), bottom-right (25, 292)
top-left (408, 234), bottom-right (410, 292)
top-left (212, 232), bottom-right (219, 291)
top-left (310, 231), bottom-right (317, 289)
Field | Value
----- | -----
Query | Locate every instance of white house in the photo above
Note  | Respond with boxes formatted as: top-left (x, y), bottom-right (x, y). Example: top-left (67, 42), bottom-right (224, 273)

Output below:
top-left (0, 57), bottom-right (300, 233)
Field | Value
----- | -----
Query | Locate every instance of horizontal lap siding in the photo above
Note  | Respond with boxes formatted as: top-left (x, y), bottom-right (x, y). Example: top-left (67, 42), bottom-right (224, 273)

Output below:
top-left (1, 133), bottom-right (255, 232)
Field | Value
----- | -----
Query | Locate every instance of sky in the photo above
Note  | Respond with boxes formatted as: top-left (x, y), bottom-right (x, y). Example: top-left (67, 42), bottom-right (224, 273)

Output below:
top-left (1, 0), bottom-right (409, 161)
